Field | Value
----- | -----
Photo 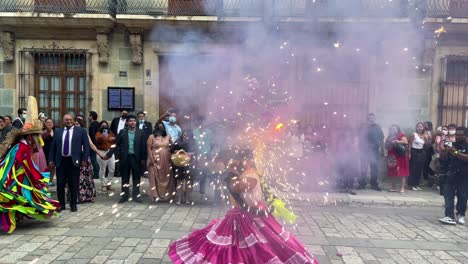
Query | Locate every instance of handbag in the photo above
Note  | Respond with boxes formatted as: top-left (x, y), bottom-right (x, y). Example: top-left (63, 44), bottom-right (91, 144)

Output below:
top-left (393, 142), bottom-right (408, 156)
top-left (171, 149), bottom-right (191, 167)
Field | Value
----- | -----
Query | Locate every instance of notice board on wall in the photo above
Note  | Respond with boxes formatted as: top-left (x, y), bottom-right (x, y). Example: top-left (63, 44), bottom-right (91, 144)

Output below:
top-left (107, 87), bottom-right (135, 111)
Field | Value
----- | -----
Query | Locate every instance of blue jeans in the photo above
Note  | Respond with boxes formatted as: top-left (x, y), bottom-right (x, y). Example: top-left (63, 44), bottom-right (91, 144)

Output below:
top-left (442, 171), bottom-right (468, 218)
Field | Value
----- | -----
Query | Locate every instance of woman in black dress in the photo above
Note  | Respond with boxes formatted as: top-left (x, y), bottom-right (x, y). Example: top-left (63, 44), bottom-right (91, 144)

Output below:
top-left (42, 118), bottom-right (55, 186)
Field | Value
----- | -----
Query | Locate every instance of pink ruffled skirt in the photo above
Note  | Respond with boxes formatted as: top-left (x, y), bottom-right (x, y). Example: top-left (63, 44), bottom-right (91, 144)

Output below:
top-left (168, 208), bottom-right (318, 264)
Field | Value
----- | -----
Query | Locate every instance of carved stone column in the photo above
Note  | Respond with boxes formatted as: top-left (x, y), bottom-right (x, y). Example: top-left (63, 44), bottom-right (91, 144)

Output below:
top-left (421, 38), bottom-right (437, 72)
top-left (129, 33), bottom-right (143, 65)
top-left (0, 31), bottom-right (15, 62)
top-left (96, 33), bottom-right (110, 64)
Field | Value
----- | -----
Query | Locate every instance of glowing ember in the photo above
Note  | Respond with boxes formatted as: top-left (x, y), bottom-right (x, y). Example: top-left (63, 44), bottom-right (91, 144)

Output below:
top-left (275, 123), bottom-right (284, 131)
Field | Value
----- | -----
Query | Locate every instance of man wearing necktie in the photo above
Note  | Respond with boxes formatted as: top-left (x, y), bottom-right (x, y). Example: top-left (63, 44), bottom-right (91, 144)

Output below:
top-left (48, 114), bottom-right (90, 212)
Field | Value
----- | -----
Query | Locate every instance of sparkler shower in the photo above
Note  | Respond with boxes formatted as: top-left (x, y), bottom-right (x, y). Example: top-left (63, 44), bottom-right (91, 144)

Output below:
top-left (146, 2), bottom-right (439, 210)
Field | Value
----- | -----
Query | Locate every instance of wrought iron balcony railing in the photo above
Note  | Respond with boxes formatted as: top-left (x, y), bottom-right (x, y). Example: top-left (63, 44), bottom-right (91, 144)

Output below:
top-left (0, 0), bottom-right (465, 19)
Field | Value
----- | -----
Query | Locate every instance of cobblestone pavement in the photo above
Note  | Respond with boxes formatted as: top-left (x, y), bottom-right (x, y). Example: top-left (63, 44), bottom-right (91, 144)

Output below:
top-left (1, 189), bottom-right (467, 264)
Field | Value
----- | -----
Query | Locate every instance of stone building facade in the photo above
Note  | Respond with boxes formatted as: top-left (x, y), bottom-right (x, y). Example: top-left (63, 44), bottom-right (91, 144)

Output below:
top-left (0, 1), bottom-right (467, 132)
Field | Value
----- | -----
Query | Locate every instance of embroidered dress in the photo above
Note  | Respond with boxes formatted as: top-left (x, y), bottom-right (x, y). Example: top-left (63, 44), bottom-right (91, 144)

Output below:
top-left (0, 141), bottom-right (59, 233)
top-left (67, 158), bottom-right (96, 203)
top-left (168, 172), bottom-right (318, 264)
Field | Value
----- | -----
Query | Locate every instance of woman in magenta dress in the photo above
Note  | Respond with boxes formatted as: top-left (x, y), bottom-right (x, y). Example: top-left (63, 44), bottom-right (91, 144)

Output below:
top-left (168, 152), bottom-right (318, 264)
top-left (385, 124), bottom-right (410, 193)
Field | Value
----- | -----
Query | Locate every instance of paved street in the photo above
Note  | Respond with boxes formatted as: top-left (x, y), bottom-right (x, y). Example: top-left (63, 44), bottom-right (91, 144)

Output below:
top-left (1, 184), bottom-right (467, 264)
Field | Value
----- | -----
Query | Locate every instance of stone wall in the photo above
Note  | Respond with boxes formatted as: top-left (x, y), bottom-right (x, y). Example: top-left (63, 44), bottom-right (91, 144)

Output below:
top-left (98, 28), bottom-right (144, 121)
top-left (0, 48), bottom-right (15, 116)
top-left (11, 30), bottom-right (145, 123)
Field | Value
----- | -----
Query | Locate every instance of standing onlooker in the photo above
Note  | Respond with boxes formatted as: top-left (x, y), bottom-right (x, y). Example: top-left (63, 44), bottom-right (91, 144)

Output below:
top-left (137, 111), bottom-right (153, 141)
top-left (385, 125), bottom-right (409, 193)
top-left (72, 118), bottom-right (97, 203)
top-left (303, 124), bottom-right (314, 156)
top-left (137, 111), bottom-right (152, 178)
top-left (0, 116), bottom-right (12, 143)
top-left (38, 111), bottom-right (47, 126)
top-left (42, 118), bottom-right (55, 185)
top-left (171, 130), bottom-right (194, 205)
top-left (110, 110), bottom-right (128, 136)
top-left (12, 108), bottom-right (27, 129)
top-left (286, 123), bottom-right (305, 191)
top-left (48, 114), bottom-right (90, 212)
top-left (408, 122), bottom-right (429, 190)
top-left (335, 129), bottom-right (359, 195)
top-left (4, 115), bottom-right (12, 127)
top-left (192, 116), bottom-right (213, 198)
top-left (95, 121), bottom-right (116, 192)
top-left (435, 126), bottom-right (449, 154)
top-left (358, 113), bottom-right (384, 191)
top-left (160, 109), bottom-right (182, 142)
top-left (439, 129), bottom-right (468, 225)
top-left (147, 122), bottom-right (174, 202)
top-left (88, 111), bottom-right (100, 179)
top-left (109, 110), bottom-right (128, 179)
top-left (422, 121), bottom-right (434, 183)
top-left (107, 115), bottom-right (146, 203)
top-left (31, 112), bottom-right (48, 172)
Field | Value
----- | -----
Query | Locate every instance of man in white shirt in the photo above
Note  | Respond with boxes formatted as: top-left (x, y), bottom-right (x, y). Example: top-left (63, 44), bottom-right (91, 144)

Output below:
top-left (110, 110), bottom-right (128, 136)
top-left (49, 114), bottom-right (90, 212)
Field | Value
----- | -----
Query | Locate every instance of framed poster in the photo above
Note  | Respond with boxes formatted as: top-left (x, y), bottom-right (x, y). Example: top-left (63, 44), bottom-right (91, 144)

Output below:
top-left (107, 87), bottom-right (135, 111)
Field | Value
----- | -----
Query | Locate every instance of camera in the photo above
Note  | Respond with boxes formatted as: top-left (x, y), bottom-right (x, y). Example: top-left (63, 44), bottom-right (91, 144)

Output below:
top-left (444, 141), bottom-right (452, 148)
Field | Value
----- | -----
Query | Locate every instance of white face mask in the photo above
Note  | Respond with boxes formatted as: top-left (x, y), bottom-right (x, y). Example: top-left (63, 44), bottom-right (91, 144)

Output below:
top-left (442, 130), bottom-right (448, 135)
top-left (449, 130), bottom-right (456, 135)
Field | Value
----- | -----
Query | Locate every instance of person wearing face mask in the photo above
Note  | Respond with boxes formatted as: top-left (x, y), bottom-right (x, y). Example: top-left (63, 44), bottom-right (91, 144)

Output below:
top-left (12, 108), bottom-right (27, 129)
top-left (110, 110), bottom-right (128, 136)
top-left (159, 109), bottom-right (182, 142)
top-left (438, 128), bottom-right (468, 225)
top-left (95, 121), bottom-right (116, 192)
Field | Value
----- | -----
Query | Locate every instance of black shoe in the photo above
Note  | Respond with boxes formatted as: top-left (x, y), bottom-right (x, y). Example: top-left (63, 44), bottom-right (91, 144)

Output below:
top-left (371, 185), bottom-right (382, 191)
top-left (348, 190), bottom-right (357, 195)
top-left (70, 207), bottom-right (78, 212)
top-left (119, 196), bottom-right (128, 204)
top-left (58, 205), bottom-right (66, 212)
top-left (133, 196), bottom-right (143, 203)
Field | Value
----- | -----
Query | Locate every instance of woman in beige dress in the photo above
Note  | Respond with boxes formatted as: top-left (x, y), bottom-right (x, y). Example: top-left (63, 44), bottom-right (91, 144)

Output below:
top-left (147, 121), bottom-right (174, 202)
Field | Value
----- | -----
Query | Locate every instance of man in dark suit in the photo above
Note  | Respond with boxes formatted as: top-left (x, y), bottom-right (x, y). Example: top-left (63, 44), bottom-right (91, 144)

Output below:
top-left (48, 114), bottom-right (90, 212)
top-left (12, 108), bottom-right (27, 129)
top-left (137, 111), bottom-right (152, 178)
top-left (107, 114), bottom-right (147, 203)
top-left (137, 111), bottom-right (152, 141)
top-left (110, 110), bottom-right (128, 136)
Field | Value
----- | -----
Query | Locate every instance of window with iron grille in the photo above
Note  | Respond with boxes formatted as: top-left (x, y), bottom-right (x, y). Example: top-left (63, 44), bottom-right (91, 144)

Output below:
top-left (439, 57), bottom-right (468, 127)
top-left (19, 46), bottom-right (92, 123)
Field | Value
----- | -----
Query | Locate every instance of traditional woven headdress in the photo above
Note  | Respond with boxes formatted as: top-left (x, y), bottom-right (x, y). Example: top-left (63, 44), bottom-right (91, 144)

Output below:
top-left (0, 96), bottom-right (43, 159)
top-left (21, 96), bottom-right (43, 135)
